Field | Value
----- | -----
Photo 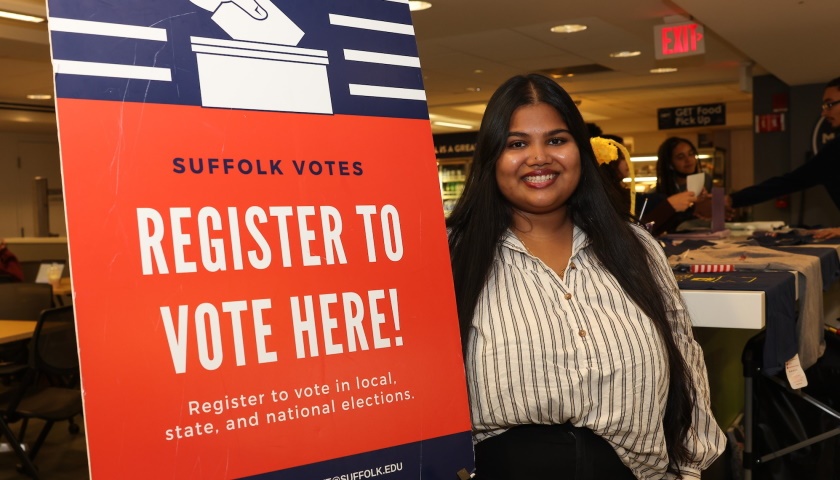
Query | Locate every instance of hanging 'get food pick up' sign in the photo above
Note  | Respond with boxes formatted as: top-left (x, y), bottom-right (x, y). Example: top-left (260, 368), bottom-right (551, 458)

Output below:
top-left (46, 1), bottom-right (473, 478)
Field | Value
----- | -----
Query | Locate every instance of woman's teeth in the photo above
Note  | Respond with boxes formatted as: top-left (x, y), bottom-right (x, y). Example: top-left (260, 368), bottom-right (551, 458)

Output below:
top-left (525, 174), bottom-right (557, 183)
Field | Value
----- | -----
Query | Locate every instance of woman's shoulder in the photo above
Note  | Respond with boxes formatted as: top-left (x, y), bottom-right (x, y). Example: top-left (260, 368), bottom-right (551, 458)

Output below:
top-left (627, 222), bottom-right (664, 251)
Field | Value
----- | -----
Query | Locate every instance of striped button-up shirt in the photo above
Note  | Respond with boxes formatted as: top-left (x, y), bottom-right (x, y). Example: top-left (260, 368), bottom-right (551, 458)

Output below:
top-left (465, 226), bottom-right (725, 479)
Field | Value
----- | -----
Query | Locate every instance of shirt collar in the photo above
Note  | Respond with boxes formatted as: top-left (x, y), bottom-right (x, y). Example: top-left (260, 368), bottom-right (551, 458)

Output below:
top-left (500, 224), bottom-right (591, 258)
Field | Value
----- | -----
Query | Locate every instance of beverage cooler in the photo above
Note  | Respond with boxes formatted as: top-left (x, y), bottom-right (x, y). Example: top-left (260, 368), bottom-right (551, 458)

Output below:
top-left (433, 131), bottom-right (476, 216)
top-left (438, 158), bottom-right (470, 216)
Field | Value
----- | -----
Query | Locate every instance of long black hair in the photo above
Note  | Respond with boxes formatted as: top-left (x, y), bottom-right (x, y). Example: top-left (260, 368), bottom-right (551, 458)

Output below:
top-left (446, 74), bottom-right (696, 477)
top-left (656, 136), bottom-right (699, 196)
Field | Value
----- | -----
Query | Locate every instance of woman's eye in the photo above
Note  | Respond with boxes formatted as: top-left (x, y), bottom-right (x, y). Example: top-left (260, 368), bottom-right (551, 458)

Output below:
top-left (548, 137), bottom-right (566, 145)
top-left (508, 140), bottom-right (526, 148)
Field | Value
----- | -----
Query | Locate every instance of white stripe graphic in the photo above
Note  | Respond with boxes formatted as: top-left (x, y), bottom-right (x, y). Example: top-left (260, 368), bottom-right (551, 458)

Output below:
top-left (384, 0), bottom-right (409, 4)
top-left (349, 84), bottom-right (426, 101)
top-left (328, 14), bottom-right (414, 35)
top-left (190, 36), bottom-right (328, 57)
top-left (53, 60), bottom-right (172, 81)
top-left (192, 45), bottom-right (329, 65)
top-left (343, 49), bottom-right (420, 68)
top-left (49, 17), bottom-right (167, 42)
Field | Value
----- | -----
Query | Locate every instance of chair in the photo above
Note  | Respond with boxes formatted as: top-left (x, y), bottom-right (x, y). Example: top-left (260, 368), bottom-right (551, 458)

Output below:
top-left (0, 283), bottom-right (54, 377)
top-left (0, 283), bottom-right (54, 320)
top-left (1, 306), bottom-right (82, 477)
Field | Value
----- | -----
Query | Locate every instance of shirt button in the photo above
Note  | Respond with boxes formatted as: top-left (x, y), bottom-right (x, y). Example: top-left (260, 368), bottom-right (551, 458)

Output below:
top-left (579, 329), bottom-right (587, 337)
top-left (564, 293), bottom-right (572, 300)
top-left (569, 262), bottom-right (576, 270)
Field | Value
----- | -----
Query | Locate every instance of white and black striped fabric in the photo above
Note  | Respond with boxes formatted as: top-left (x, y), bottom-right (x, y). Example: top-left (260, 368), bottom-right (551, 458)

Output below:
top-left (465, 226), bottom-right (726, 480)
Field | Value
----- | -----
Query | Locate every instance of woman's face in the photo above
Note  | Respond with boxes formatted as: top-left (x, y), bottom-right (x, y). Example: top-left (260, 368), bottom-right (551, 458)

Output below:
top-left (495, 102), bottom-right (581, 216)
top-left (670, 142), bottom-right (697, 175)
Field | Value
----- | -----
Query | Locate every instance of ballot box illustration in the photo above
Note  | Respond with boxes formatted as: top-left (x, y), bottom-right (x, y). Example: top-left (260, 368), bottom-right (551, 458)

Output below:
top-left (191, 0), bottom-right (333, 114)
top-left (191, 36), bottom-right (332, 113)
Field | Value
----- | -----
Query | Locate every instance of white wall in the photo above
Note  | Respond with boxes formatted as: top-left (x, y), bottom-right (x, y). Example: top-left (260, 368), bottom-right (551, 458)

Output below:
top-left (0, 131), bottom-right (64, 239)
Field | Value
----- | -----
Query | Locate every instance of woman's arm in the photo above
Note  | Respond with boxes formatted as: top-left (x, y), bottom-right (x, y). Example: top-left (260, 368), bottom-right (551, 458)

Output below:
top-left (729, 140), bottom-right (840, 208)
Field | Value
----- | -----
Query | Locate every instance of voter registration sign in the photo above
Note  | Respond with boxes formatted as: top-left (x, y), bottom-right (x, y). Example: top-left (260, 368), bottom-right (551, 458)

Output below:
top-left (46, 1), bottom-right (473, 478)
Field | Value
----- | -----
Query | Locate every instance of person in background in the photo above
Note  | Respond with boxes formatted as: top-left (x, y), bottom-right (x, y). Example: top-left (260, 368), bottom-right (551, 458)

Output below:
top-left (0, 239), bottom-right (23, 282)
top-left (595, 136), bottom-right (689, 236)
top-left (648, 137), bottom-right (711, 233)
top-left (729, 76), bottom-right (840, 211)
top-left (446, 73), bottom-right (724, 479)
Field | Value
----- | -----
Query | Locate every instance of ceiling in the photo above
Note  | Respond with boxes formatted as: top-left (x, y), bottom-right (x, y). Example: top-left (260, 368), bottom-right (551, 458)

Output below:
top-left (0, 0), bottom-right (837, 137)
top-left (413, 0), bottom-right (839, 135)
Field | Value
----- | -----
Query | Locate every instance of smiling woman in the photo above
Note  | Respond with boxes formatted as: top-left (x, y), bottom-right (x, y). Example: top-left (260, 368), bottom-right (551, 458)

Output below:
top-left (494, 103), bottom-right (580, 219)
top-left (445, 74), bottom-right (725, 479)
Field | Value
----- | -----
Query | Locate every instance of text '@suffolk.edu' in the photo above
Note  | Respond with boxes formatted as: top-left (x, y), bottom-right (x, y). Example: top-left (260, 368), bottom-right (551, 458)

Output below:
top-left (325, 462), bottom-right (403, 480)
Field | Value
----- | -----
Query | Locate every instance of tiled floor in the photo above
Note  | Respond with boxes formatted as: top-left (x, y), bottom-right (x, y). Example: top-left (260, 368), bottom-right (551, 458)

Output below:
top-left (0, 417), bottom-right (88, 479)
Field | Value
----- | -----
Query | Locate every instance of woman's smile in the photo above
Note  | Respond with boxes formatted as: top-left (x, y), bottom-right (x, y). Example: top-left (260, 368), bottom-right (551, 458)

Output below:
top-left (521, 169), bottom-right (559, 187)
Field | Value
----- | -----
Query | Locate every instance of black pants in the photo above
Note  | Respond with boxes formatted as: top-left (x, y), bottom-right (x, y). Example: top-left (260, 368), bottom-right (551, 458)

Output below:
top-left (473, 424), bottom-right (637, 480)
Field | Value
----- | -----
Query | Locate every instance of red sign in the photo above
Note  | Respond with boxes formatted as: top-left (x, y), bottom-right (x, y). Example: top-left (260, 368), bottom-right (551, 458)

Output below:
top-left (47, 1), bottom-right (474, 478)
top-left (756, 113), bottom-right (786, 133)
top-left (654, 22), bottom-right (706, 59)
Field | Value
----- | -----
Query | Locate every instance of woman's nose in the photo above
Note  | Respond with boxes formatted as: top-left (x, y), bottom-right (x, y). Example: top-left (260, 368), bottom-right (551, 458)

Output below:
top-left (526, 146), bottom-right (549, 165)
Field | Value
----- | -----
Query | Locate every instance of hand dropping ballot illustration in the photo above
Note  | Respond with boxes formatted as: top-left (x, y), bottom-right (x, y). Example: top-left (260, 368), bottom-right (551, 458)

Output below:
top-left (46, 1), bottom-right (473, 478)
top-left (189, 0), bottom-right (332, 113)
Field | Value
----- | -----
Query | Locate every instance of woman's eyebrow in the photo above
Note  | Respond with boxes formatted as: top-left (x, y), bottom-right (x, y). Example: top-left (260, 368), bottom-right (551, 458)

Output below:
top-left (506, 128), bottom-right (570, 137)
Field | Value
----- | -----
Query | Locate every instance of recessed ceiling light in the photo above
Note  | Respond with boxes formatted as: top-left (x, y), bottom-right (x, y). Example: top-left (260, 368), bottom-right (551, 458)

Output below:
top-left (650, 67), bottom-right (678, 74)
top-left (26, 94), bottom-right (52, 100)
top-left (473, 69), bottom-right (484, 74)
top-left (550, 24), bottom-right (587, 33)
top-left (0, 10), bottom-right (45, 23)
top-left (610, 51), bottom-right (641, 58)
top-left (409, 1), bottom-right (432, 11)
top-left (466, 87), bottom-right (481, 92)
top-left (433, 121), bottom-right (473, 130)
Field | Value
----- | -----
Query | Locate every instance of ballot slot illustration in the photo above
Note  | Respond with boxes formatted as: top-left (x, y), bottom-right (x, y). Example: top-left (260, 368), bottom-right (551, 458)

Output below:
top-left (190, 0), bottom-right (333, 114)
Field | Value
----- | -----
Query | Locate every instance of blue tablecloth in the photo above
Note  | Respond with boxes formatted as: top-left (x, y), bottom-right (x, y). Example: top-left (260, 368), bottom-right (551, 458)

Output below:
top-left (768, 246), bottom-right (840, 290)
top-left (677, 271), bottom-right (797, 376)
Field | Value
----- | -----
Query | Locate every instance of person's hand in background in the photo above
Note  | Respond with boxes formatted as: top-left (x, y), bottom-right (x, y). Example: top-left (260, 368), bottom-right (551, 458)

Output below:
top-left (667, 191), bottom-right (697, 212)
top-left (808, 227), bottom-right (840, 239)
